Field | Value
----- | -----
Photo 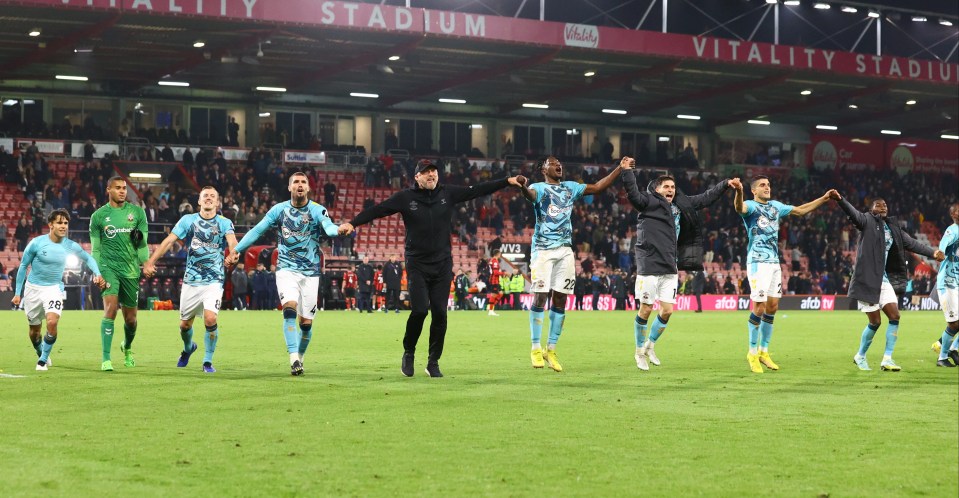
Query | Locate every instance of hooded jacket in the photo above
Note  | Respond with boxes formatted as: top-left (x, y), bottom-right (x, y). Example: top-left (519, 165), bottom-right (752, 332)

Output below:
top-left (838, 197), bottom-right (936, 302)
top-left (622, 171), bottom-right (730, 275)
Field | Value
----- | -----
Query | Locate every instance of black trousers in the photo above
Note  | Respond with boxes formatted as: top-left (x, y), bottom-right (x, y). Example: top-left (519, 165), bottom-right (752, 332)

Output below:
top-left (358, 291), bottom-right (373, 312)
top-left (404, 258), bottom-right (453, 363)
top-left (386, 288), bottom-right (400, 310)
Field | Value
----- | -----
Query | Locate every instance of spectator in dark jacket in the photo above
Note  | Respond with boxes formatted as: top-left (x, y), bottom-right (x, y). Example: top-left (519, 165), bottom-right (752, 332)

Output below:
top-left (383, 255), bottom-right (403, 313)
top-left (356, 258), bottom-right (375, 313)
top-left (231, 263), bottom-right (248, 310)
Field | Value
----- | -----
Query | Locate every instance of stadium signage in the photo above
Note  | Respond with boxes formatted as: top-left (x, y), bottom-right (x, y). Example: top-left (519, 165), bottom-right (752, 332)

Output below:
top-left (283, 150), bottom-right (326, 165)
top-left (564, 24), bottom-right (599, 48)
top-left (33, 0), bottom-right (959, 84)
top-left (15, 138), bottom-right (64, 155)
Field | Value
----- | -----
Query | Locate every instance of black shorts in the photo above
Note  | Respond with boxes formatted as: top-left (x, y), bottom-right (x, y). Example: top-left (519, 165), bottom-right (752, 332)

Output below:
top-left (344, 288), bottom-right (356, 298)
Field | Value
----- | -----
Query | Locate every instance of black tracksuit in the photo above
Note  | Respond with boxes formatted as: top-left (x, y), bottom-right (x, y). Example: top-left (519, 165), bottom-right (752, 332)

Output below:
top-left (356, 262), bottom-right (375, 312)
top-left (350, 177), bottom-right (511, 363)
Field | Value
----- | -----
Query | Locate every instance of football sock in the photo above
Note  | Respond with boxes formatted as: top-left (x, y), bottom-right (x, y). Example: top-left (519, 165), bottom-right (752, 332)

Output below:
top-left (939, 328), bottom-right (955, 360)
top-left (759, 314), bottom-right (775, 351)
top-left (883, 320), bottom-right (899, 357)
top-left (298, 323), bottom-right (312, 356)
top-left (101, 318), bottom-right (115, 361)
top-left (951, 330), bottom-right (959, 351)
top-left (634, 316), bottom-right (649, 348)
top-left (123, 321), bottom-right (137, 350)
top-left (31, 337), bottom-right (42, 357)
top-left (180, 327), bottom-right (194, 353)
top-left (547, 307), bottom-right (565, 347)
top-left (858, 323), bottom-right (879, 356)
top-left (530, 306), bottom-right (545, 346)
top-left (282, 307), bottom-right (298, 355)
top-left (203, 324), bottom-right (218, 364)
top-left (39, 333), bottom-right (56, 363)
top-left (747, 313), bottom-right (761, 353)
top-left (649, 315), bottom-right (669, 343)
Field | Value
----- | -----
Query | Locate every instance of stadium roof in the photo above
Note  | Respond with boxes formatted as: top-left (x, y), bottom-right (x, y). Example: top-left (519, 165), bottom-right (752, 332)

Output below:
top-left (0, 0), bottom-right (957, 140)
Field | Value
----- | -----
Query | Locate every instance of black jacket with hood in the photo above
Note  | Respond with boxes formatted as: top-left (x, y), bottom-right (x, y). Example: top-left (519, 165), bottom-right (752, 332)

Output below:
top-left (622, 171), bottom-right (731, 275)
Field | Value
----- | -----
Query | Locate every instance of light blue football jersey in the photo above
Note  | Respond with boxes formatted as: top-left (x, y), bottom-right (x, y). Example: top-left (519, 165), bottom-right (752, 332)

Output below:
top-left (740, 199), bottom-right (794, 265)
top-left (15, 235), bottom-right (100, 294)
top-left (172, 213), bottom-right (235, 285)
top-left (235, 201), bottom-right (339, 277)
top-left (937, 224), bottom-right (958, 291)
top-left (529, 181), bottom-right (587, 256)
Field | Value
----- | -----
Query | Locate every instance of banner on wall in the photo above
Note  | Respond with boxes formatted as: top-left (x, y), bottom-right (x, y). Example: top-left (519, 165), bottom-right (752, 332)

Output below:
top-left (283, 150), bottom-right (327, 165)
top-left (15, 138), bottom-right (64, 155)
top-left (446, 294), bottom-right (849, 311)
top-left (886, 139), bottom-right (959, 175)
top-left (807, 134), bottom-right (884, 171)
top-left (22, 0), bottom-right (958, 84)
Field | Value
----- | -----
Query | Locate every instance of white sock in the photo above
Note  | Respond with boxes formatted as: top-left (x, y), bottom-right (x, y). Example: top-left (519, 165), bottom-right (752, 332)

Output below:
top-left (547, 344), bottom-right (556, 351)
top-left (290, 352), bottom-right (299, 364)
top-left (882, 354), bottom-right (892, 362)
top-left (759, 346), bottom-right (768, 353)
top-left (748, 347), bottom-right (758, 355)
top-left (531, 343), bottom-right (541, 351)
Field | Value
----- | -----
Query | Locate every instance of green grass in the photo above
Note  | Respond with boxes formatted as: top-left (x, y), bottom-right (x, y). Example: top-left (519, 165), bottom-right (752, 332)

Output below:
top-left (1, 309), bottom-right (956, 497)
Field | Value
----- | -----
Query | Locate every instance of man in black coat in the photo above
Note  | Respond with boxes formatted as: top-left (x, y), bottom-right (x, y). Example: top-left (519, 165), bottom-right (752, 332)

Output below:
top-left (383, 255), bottom-right (403, 313)
top-left (339, 160), bottom-right (526, 377)
top-left (355, 257), bottom-right (375, 314)
top-left (833, 192), bottom-right (944, 372)
top-left (621, 156), bottom-right (739, 370)
top-left (691, 270), bottom-right (706, 312)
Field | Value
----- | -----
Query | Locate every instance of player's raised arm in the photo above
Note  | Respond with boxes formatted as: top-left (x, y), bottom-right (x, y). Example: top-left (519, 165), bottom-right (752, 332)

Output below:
top-left (790, 189), bottom-right (836, 217)
top-left (583, 158), bottom-right (625, 195)
top-left (69, 240), bottom-right (106, 289)
top-left (619, 157), bottom-right (650, 211)
top-left (341, 193), bottom-right (405, 235)
top-left (233, 204), bottom-right (282, 256)
top-left (733, 180), bottom-right (747, 215)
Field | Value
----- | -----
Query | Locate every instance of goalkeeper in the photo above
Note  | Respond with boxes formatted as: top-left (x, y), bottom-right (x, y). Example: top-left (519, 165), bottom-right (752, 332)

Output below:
top-left (89, 176), bottom-right (150, 371)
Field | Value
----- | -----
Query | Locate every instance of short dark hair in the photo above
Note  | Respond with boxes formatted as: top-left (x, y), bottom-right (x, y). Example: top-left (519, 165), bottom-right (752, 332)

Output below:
top-left (653, 175), bottom-right (675, 189)
top-left (871, 197), bottom-right (886, 206)
top-left (541, 156), bottom-right (559, 169)
top-left (750, 175), bottom-right (769, 188)
top-left (48, 208), bottom-right (70, 223)
top-left (288, 171), bottom-right (308, 183)
top-left (107, 175), bottom-right (125, 186)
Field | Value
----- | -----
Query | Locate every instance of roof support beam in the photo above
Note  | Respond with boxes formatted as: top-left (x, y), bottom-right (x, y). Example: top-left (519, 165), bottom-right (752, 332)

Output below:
top-left (632, 71), bottom-right (792, 115)
top-left (380, 48), bottom-right (561, 108)
top-left (714, 84), bottom-right (891, 127)
top-left (500, 60), bottom-right (680, 114)
top-left (0, 13), bottom-right (121, 74)
top-left (287, 36), bottom-right (425, 92)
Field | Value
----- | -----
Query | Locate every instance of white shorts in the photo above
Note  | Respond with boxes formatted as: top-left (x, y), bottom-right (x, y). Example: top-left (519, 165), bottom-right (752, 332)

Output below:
top-left (858, 281), bottom-right (898, 312)
top-left (939, 287), bottom-right (959, 323)
top-left (635, 274), bottom-right (678, 305)
top-left (747, 262), bottom-right (783, 302)
top-left (22, 282), bottom-right (65, 325)
top-left (276, 269), bottom-right (320, 319)
top-left (179, 283), bottom-right (224, 321)
top-left (529, 246), bottom-right (576, 295)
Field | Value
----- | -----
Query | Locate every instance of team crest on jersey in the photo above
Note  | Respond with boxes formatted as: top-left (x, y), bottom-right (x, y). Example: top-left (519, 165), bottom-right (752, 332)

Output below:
top-left (410, 201), bottom-right (418, 211)
top-left (758, 290), bottom-right (765, 298)
top-left (127, 213), bottom-right (134, 221)
top-left (642, 292), bottom-right (650, 300)
top-left (302, 213), bottom-right (310, 223)
top-left (105, 217), bottom-right (111, 222)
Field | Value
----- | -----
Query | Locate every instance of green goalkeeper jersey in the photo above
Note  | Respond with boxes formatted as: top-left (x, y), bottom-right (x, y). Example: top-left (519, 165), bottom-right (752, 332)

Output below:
top-left (89, 201), bottom-right (150, 278)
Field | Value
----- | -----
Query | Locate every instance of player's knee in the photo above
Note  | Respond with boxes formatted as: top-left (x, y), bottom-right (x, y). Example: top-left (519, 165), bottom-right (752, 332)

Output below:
top-left (205, 323), bottom-right (218, 334)
top-left (949, 322), bottom-right (959, 333)
top-left (887, 311), bottom-right (900, 322)
top-left (868, 321), bottom-right (882, 329)
top-left (283, 307), bottom-right (297, 320)
top-left (409, 310), bottom-right (428, 321)
top-left (660, 309), bottom-right (673, 320)
top-left (203, 317), bottom-right (217, 328)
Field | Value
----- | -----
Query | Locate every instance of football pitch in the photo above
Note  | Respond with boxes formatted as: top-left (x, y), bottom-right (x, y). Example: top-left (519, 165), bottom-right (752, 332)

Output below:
top-left (1, 309), bottom-right (956, 497)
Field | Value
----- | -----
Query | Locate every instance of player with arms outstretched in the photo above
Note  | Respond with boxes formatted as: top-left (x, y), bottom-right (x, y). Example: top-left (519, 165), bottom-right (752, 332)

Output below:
top-left (13, 209), bottom-right (105, 370)
top-left (229, 172), bottom-right (340, 376)
top-left (90, 176), bottom-right (149, 371)
top-left (733, 176), bottom-right (834, 374)
top-left (144, 186), bottom-right (238, 373)
top-left (519, 156), bottom-right (623, 372)
top-left (934, 203), bottom-right (958, 367)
